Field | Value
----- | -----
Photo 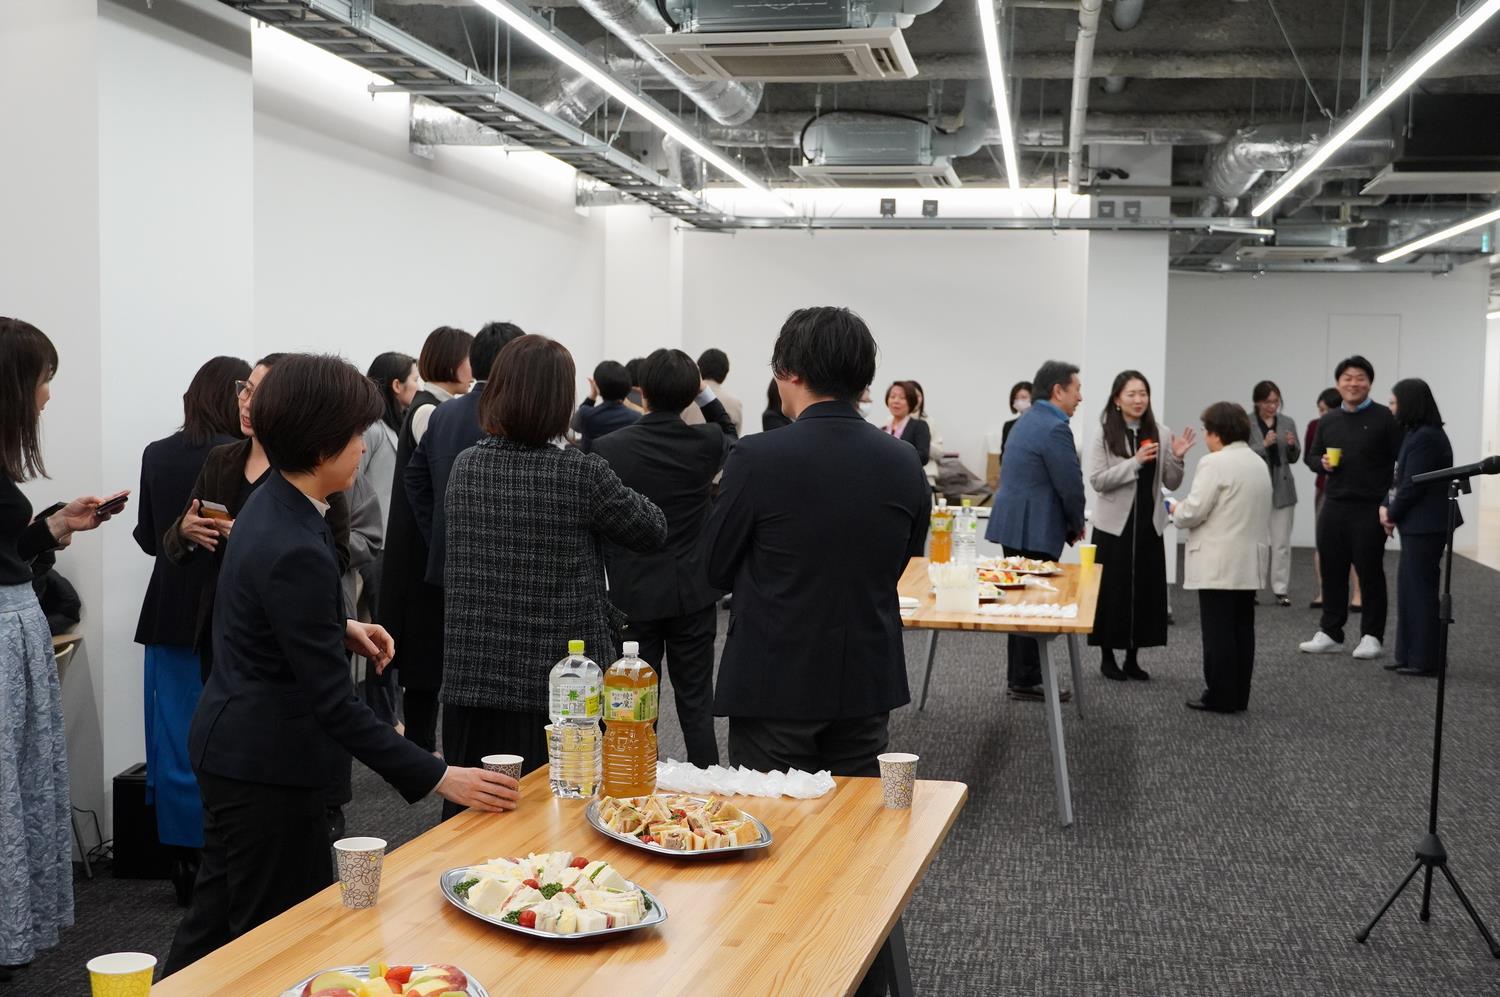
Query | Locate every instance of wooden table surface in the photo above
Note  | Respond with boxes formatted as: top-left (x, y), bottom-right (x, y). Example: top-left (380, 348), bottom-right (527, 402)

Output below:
top-left (899, 557), bottom-right (1101, 634)
top-left (152, 773), bottom-right (968, 996)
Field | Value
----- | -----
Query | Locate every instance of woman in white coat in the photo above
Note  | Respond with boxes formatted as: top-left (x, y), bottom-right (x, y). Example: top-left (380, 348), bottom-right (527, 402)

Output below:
top-left (1170, 402), bottom-right (1273, 713)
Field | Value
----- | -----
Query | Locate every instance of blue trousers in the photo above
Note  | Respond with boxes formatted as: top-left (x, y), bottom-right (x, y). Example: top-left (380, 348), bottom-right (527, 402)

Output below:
top-left (145, 644), bottom-right (205, 848)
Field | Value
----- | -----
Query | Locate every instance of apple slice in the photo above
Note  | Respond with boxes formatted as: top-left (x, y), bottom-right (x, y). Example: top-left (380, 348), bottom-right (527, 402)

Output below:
top-left (304, 971), bottom-right (364, 997)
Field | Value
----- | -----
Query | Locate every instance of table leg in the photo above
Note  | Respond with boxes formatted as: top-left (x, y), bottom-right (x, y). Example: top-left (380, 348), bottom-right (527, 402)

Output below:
top-left (1037, 637), bottom-right (1074, 828)
top-left (917, 631), bottom-right (939, 711)
top-left (887, 917), bottom-right (915, 997)
top-left (1066, 632), bottom-right (1084, 719)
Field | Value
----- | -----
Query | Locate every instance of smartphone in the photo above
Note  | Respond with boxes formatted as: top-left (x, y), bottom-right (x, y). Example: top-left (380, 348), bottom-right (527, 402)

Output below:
top-left (96, 491), bottom-right (130, 516)
top-left (199, 500), bottom-right (231, 522)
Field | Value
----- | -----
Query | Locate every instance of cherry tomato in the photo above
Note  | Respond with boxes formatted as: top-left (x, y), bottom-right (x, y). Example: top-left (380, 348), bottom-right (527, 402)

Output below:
top-left (564, 887), bottom-right (576, 895)
top-left (385, 966), bottom-right (414, 986)
top-left (518, 909), bottom-right (537, 929)
top-left (522, 878), bottom-right (541, 890)
top-left (570, 857), bottom-right (589, 868)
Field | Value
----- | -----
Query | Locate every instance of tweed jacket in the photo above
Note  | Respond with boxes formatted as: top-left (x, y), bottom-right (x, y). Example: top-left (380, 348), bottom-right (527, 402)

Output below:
top-left (442, 437), bottom-right (667, 712)
top-left (1246, 411), bottom-right (1300, 509)
top-left (1086, 421), bottom-right (1184, 538)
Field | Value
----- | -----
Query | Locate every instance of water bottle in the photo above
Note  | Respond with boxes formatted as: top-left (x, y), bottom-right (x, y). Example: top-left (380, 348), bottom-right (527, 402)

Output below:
top-left (547, 639), bottom-right (602, 799)
top-left (953, 498), bottom-right (979, 565)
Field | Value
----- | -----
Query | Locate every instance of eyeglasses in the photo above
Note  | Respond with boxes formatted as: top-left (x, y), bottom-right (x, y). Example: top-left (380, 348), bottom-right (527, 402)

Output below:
top-left (235, 380), bottom-right (256, 399)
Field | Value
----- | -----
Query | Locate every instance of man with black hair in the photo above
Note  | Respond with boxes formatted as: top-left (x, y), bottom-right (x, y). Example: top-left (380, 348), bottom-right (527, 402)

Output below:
top-left (1300, 354), bottom-right (1401, 660)
top-left (573, 359), bottom-right (641, 452)
top-left (681, 348), bottom-right (743, 432)
top-left (593, 349), bottom-right (736, 767)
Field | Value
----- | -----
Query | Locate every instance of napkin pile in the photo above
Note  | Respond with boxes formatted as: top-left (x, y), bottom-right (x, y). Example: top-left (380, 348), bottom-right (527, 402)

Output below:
top-left (656, 759), bottom-right (836, 799)
top-left (978, 602), bottom-right (1079, 619)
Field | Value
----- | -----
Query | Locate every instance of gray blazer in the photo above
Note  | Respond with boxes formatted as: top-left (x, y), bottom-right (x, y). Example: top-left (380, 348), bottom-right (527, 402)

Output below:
top-left (1087, 422), bottom-right (1184, 537)
top-left (1246, 412), bottom-right (1300, 509)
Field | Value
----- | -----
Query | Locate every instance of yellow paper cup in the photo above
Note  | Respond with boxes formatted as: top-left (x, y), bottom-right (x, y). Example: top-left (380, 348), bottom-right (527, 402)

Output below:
top-left (1078, 544), bottom-right (1097, 572)
top-left (1326, 447), bottom-right (1343, 468)
top-left (87, 952), bottom-right (156, 997)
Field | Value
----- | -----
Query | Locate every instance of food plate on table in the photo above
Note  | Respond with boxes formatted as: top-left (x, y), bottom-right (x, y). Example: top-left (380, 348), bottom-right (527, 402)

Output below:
top-left (976, 569), bottom-right (1027, 588)
top-left (988, 556), bottom-right (1062, 576)
top-left (587, 794), bottom-right (773, 856)
top-left (441, 851), bottom-right (666, 940)
top-left (281, 962), bottom-right (485, 997)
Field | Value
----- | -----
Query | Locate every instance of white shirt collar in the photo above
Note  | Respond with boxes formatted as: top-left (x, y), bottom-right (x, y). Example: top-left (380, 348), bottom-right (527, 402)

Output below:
top-left (307, 493), bottom-right (330, 518)
top-left (428, 383), bottom-right (456, 403)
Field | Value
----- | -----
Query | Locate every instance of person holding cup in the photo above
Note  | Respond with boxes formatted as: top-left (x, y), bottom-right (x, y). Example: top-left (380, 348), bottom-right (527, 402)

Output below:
top-left (1086, 370), bottom-right (1193, 681)
top-left (1300, 356), bottom-right (1402, 660)
top-left (1246, 380), bottom-right (1300, 607)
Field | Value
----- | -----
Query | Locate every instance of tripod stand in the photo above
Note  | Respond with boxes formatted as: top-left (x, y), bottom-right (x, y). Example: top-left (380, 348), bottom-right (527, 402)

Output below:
top-left (1356, 476), bottom-right (1500, 956)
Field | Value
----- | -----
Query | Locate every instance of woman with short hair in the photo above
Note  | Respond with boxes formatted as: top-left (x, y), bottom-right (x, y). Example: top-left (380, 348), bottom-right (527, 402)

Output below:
top-left (1000, 380), bottom-right (1032, 456)
top-left (441, 335), bottom-right (666, 815)
top-left (882, 380), bottom-right (931, 465)
top-left (1171, 402), bottom-right (1273, 713)
top-left (1247, 380), bottom-right (1300, 607)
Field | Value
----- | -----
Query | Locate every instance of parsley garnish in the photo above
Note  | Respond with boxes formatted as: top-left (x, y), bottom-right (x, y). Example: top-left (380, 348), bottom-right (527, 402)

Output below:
top-left (501, 910), bottom-right (522, 925)
top-left (643, 895), bottom-right (654, 912)
top-left (540, 883), bottom-right (564, 900)
top-left (454, 877), bottom-right (480, 899)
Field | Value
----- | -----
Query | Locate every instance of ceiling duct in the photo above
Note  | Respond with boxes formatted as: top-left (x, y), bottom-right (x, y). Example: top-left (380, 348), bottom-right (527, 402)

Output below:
top-left (1203, 119), bottom-right (1393, 214)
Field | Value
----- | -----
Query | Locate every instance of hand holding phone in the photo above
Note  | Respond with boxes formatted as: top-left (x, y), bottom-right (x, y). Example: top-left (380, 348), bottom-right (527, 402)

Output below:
top-left (95, 490), bottom-right (130, 518)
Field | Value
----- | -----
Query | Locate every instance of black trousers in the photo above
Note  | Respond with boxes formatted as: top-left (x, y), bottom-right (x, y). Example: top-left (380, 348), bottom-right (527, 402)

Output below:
top-left (1317, 498), bottom-right (1388, 643)
top-left (403, 690), bottom-right (441, 753)
top-left (625, 605), bottom-right (719, 767)
top-left (1395, 532), bottom-right (1445, 671)
top-left (440, 703), bottom-right (549, 820)
top-left (162, 773), bottom-right (332, 977)
top-left (359, 659), bottom-right (400, 727)
top-left (1003, 545), bottom-right (1051, 689)
top-left (1198, 590), bottom-right (1256, 711)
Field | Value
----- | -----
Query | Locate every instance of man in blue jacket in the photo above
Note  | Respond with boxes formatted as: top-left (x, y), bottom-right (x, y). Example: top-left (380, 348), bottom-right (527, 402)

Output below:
top-left (985, 360), bottom-right (1086, 701)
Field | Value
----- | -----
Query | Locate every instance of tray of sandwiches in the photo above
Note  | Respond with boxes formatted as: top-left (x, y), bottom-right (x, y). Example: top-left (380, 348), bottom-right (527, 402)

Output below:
top-left (441, 851), bottom-right (665, 940)
top-left (987, 555), bottom-right (1062, 576)
top-left (588, 794), bottom-right (772, 856)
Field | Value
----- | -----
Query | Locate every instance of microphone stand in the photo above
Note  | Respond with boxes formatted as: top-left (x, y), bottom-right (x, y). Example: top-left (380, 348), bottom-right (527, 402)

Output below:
top-left (1356, 475), bottom-right (1500, 956)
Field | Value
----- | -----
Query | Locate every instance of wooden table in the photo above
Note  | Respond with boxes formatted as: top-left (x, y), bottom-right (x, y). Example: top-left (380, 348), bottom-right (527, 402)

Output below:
top-left (152, 773), bottom-right (967, 997)
top-left (900, 557), bottom-right (1100, 827)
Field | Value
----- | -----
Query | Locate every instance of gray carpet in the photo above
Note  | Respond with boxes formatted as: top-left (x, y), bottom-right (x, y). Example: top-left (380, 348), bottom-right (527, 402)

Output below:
top-left (28, 549), bottom-right (1500, 994)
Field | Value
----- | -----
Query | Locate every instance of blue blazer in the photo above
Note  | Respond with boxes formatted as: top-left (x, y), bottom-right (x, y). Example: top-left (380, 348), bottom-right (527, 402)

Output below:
top-left (1387, 423), bottom-right (1460, 536)
top-left (573, 399), bottom-right (640, 453)
top-left (984, 401), bottom-right (1086, 559)
top-left (190, 471), bottom-right (446, 802)
top-left (406, 388), bottom-right (487, 586)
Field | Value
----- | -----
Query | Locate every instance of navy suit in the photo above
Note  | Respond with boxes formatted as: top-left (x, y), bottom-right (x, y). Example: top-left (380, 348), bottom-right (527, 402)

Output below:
top-left (165, 472), bottom-right (446, 976)
top-left (1388, 424), bottom-right (1457, 672)
top-left (572, 398), bottom-right (640, 452)
top-left (985, 400), bottom-right (1085, 689)
top-left (406, 387), bottom-right (487, 587)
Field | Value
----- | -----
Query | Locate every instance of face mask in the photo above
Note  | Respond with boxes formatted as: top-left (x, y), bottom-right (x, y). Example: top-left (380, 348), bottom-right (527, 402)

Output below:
top-left (1013, 398), bottom-right (1032, 414)
top-left (859, 401), bottom-right (874, 417)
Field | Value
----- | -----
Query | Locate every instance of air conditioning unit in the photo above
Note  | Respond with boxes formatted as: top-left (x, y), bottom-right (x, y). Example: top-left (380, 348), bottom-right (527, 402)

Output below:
top-left (791, 162), bottom-right (961, 188)
top-left (1235, 245), bottom-right (1354, 263)
top-left (644, 26), bottom-right (916, 82)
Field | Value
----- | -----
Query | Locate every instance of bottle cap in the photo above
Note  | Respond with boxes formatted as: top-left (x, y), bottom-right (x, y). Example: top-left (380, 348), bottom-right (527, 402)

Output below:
top-left (623, 641), bottom-right (639, 655)
top-left (937, 496), bottom-right (947, 507)
top-left (961, 498), bottom-right (972, 507)
top-left (568, 639), bottom-right (585, 654)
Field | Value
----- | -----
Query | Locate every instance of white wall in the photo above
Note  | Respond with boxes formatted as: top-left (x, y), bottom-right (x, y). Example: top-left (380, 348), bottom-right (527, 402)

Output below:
top-left (603, 209), bottom-right (684, 363)
top-left (1167, 263), bottom-right (1491, 548)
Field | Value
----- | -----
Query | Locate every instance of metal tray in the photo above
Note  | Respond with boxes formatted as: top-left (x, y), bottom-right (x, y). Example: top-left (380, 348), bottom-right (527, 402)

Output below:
top-left (585, 796), bottom-right (773, 857)
top-left (282, 964), bottom-right (488, 996)
top-left (439, 867), bottom-right (667, 941)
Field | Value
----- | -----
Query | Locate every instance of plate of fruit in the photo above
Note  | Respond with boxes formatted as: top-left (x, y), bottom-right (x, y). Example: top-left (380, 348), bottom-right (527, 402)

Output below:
top-left (282, 962), bottom-right (482, 997)
top-left (588, 794), bottom-right (771, 856)
top-left (442, 850), bottom-right (665, 940)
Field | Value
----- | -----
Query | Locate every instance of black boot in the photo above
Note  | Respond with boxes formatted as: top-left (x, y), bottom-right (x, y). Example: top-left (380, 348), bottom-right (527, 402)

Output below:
top-left (170, 847), bottom-right (200, 908)
top-left (1122, 648), bottom-right (1150, 681)
top-left (1100, 649), bottom-right (1126, 681)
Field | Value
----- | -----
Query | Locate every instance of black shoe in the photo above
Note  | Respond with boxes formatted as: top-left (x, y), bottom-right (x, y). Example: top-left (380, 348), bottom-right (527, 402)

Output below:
top-left (1350, 604), bottom-right (1363, 614)
top-left (1276, 594), bottom-right (1291, 607)
top-left (1395, 665), bottom-right (1438, 677)
top-left (1123, 661), bottom-right (1151, 681)
top-left (1008, 686), bottom-right (1072, 703)
top-left (1309, 599), bottom-right (1323, 609)
top-left (170, 856), bottom-right (197, 908)
top-left (1185, 697), bottom-right (1211, 711)
top-left (1383, 661), bottom-right (1402, 672)
top-left (1100, 658), bottom-right (1127, 681)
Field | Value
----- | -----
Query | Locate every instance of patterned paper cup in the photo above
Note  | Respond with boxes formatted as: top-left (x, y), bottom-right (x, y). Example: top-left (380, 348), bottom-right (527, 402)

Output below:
top-left (877, 752), bottom-right (920, 809)
top-left (481, 753), bottom-right (524, 780)
top-left (87, 952), bottom-right (156, 997)
top-left (333, 836), bottom-right (387, 909)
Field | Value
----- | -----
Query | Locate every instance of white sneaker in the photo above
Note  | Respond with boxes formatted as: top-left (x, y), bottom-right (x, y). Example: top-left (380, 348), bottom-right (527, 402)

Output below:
top-left (1353, 635), bottom-right (1383, 660)
top-left (1299, 631), bottom-right (1343, 654)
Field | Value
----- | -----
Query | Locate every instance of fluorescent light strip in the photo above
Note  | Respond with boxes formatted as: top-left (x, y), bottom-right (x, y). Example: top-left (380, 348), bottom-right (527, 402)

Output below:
top-left (1490, 308), bottom-right (1500, 320)
top-left (976, 0), bottom-right (1021, 193)
top-left (469, 0), bottom-right (792, 213)
top-left (1251, 0), bottom-right (1500, 218)
top-left (1375, 205), bottom-right (1500, 263)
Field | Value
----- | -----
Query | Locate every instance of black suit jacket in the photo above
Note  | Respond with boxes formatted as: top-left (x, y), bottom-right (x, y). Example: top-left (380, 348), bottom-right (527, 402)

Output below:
top-left (133, 431), bottom-right (234, 646)
top-left (592, 399), bottom-right (737, 621)
top-left (891, 418), bottom-right (931, 465)
top-left (406, 387), bottom-right (486, 587)
top-left (572, 399), bottom-right (640, 452)
top-left (1387, 424), bottom-right (1461, 536)
top-left (702, 401), bottom-right (930, 720)
top-left (190, 471), bottom-right (446, 802)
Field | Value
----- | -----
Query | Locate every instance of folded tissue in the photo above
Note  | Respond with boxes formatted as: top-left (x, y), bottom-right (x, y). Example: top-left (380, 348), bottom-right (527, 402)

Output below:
top-left (978, 602), bottom-right (1079, 619)
top-left (656, 759), bottom-right (837, 799)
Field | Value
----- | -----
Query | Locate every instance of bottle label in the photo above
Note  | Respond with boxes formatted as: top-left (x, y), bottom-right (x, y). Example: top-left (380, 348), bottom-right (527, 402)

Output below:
top-left (553, 684), bottom-right (601, 719)
top-left (606, 686), bottom-right (659, 722)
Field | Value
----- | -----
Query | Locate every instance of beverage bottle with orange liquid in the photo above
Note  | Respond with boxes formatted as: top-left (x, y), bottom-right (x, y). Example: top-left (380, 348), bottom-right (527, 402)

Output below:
top-left (601, 641), bottom-right (659, 798)
top-left (929, 497), bottom-right (953, 563)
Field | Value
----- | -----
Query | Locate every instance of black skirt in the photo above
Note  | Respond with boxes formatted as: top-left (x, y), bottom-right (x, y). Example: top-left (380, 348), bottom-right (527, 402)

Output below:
top-left (1089, 476), bottom-right (1169, 650)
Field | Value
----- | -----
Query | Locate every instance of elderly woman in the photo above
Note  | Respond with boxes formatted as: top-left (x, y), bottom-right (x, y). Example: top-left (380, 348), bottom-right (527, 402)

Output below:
top-left (1247, 380), bottom-right (1300, 607)
top-left (1171, 402), bottom-right (1273, 713)
top-left (1086, 370), bottom-right (1193, 681)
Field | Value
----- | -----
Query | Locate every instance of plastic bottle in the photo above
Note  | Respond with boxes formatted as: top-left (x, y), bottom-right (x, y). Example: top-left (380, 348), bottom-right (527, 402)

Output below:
top-left (953, 498), bottom-right (979, 565)
top-left (547, 639), bottom-right (602, 799)
top-left (929, 497), bottom-right (953, 564)
top-left (601, 642), bottom-right (659, 798)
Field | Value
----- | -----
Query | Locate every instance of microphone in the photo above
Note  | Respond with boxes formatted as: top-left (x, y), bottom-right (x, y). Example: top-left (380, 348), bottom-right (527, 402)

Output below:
top-left (1412, 455), bottom-right (1500, 484)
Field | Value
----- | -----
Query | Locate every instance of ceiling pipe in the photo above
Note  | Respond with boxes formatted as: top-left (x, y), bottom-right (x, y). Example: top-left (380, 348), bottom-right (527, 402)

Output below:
top-left (1202, 120), bottom-right (1393, 214)
top-left (1101, 76), bottom-right (1127, 94)
top-left (931, 80), bottom-right (994, 158)
top-left (1111, 0), bottom-right (1144, 29)
top-left (1065, 0), bottom-right (1103, 192)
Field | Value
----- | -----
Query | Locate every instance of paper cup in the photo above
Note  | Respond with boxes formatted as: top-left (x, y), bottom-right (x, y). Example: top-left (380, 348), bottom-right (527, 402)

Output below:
top-left (877, 752), bottom-right (919, 809)
top-left (87, 952), bottom-right (156, 996)
top-left (333, 836), bottom-right (387, 909)
top-left (1078, 544), bottom-right (1097, 572)
top-left (482, 753), bottom-right (524, 780)
top-left (1326, 447), bottom-right (1343, 468)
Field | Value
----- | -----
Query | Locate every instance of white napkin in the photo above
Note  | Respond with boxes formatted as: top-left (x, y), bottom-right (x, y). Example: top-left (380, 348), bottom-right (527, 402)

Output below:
top-left (655, 759), bottom-right (837, 799)
top-left (978, 602), bottom-right (1079, 619)
top-left (898, 596), bottom-right (920, 609)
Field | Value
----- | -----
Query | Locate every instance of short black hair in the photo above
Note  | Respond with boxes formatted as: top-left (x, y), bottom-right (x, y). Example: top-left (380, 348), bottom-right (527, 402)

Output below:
top-left (1391, 378), bottom-right (1444, 429)
top-left (0, 317), bottom-right (59, 481)
top-left (182, 355), bottom-right (251, 446)
top-left (765, 378), bottom-right (783, 415)
top-left (697, 348), bottom-right (730, 383)
top-left (472, 322), bottom-right (526, 383)
top-left (593, 361), bottom-right (632, 402)
top-left (1335, 355), bottom-right (1374, 383)
top-left (626, 357), bottom-right (646, 387)
top-left (418, 326), bottom-right (474, 383)
top-left (640, 349), bottom-right (701, 413)
top-left (1033, 361), bottom-right (1080, 407)
top-left (481, 336), bottom-right (576, 445)
top-left (1201, 401), bottom-right (1252, 444)
top-left (256, 352), bottom-right (287, 370)
top-left (1008, 380), bottom-right (1032, 413)
top-left (770, 306), bottom-right (877, 406)
top-left (252, 354), bottom-right (383, 474)
top-left (1251, 380), bottom-right (1281, 405)
top-left (366, 351), bottom-right (417, 432)
top-left (1317, 387), bottom-right (1342, 410)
